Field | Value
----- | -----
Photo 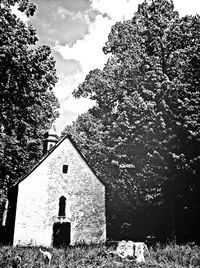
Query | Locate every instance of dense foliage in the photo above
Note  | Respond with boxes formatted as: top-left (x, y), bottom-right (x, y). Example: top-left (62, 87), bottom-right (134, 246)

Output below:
top-left (63, 0), bottom-right (200, 242)
top-left (0, 243), bottom-right (200, 268)
top-left (0, 0), bottom-right (59, 207)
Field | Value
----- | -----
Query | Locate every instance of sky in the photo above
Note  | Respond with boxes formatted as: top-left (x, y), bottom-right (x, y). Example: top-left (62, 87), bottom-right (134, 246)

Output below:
top-left (13, 0), bottom-right (200, 134)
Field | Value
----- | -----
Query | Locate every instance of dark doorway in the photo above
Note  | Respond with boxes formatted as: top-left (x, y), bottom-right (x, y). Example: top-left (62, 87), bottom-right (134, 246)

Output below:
top-left (53, 222), bottom-right (70, 248)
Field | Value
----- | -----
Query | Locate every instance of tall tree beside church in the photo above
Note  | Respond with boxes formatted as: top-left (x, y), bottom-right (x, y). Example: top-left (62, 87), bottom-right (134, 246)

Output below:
top-left (66, 0), bottom-right (200, 241)
top-left (0, 0), bottom-right (59, 207)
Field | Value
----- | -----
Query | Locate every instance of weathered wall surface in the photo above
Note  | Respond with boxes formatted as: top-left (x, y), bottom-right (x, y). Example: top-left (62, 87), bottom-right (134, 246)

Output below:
top-left (13, 137), bottom-right (106, 247)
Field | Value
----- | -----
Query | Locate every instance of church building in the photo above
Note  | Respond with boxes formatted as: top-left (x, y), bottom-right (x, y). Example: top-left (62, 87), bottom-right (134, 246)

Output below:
top-left (3, 129), bottom-right (106, 247)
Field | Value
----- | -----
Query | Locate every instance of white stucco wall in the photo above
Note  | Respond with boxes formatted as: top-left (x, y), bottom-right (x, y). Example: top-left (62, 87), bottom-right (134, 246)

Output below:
top-left (13, 137), bottom-right (106, 247)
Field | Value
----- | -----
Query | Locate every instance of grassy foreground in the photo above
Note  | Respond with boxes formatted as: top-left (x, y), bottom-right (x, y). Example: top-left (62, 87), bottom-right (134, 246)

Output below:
top-left (0, 243), bottom-right (200, 268)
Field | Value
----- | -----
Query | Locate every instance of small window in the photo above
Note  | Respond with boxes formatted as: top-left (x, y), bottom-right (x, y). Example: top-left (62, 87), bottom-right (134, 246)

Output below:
top-left (58, 196), bottom-right (66, 217)
top-left (63, 165), bottom-right (68, 174)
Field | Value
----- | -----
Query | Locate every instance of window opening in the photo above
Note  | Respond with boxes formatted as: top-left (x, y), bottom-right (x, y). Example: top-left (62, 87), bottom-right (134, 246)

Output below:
top-left (58, 196), bottom-right (66, 217)
top-left (63, 165), bottom-right (68, 174)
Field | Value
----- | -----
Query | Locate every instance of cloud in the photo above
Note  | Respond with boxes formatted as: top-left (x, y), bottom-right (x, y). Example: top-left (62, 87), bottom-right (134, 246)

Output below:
top-left (56, 6), bottom-right (97, 24)
top-left (53, 68), bottom-right (96, 133)
top-left (173, 0), bottom-right (200, 16)
top-left (54, 14), bottom-right (110, 75)
top-left (89, 0), bottom-right (142, 21)
top-left (57, 6), bottom-right (75, 19)
top-left (30, 1), bottom-right (89, 47)
top-left (55, 89), bottom-right (95, 132)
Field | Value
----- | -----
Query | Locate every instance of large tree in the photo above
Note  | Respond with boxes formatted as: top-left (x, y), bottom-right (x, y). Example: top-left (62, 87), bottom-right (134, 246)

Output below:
top-left (0, 0), bottom-right (59, 207)
top-left (64, 0), bottom-right (200, 241)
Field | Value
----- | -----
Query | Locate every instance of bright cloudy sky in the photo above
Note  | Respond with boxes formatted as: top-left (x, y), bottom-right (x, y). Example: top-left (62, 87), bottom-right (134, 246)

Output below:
top-left (15, 0), bottom-right (200, 134)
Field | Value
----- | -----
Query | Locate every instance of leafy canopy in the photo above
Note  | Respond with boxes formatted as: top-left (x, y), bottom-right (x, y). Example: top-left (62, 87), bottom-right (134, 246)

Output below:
top-left (0, 0), bottom-right (59, 205)
top-left (63, 0), bottom-right (200, 240)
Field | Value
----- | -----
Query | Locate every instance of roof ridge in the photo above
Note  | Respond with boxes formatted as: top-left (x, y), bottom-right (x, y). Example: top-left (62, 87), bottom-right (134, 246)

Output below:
top-left (12, 135), bottom-right (106, 187)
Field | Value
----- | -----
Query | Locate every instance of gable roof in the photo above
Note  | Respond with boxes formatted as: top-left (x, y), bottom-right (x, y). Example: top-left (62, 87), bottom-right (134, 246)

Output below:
top-left (13, 135), bottom-right (106, 187)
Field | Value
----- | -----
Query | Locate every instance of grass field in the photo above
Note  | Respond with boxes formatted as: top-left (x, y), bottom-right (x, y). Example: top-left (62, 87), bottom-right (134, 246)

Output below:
top-left (0, 243), bottom-right (200, 267)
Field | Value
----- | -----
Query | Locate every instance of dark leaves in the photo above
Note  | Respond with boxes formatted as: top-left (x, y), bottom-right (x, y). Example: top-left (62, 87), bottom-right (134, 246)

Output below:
top-left (67, 0), bottom-right (200, 240)
top-left (0, 0), bottom-right (59, 207)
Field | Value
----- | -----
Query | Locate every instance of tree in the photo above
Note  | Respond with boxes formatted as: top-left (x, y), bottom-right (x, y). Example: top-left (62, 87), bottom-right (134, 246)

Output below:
top-left (67, 0), bottom-right (200, 241)
top-left (0, 0), bottom-right (59, 212)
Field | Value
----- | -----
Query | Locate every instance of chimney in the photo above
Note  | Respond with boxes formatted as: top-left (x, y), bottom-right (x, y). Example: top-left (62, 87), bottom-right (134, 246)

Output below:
top-left (43, 125), bottom-right (58, 155)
